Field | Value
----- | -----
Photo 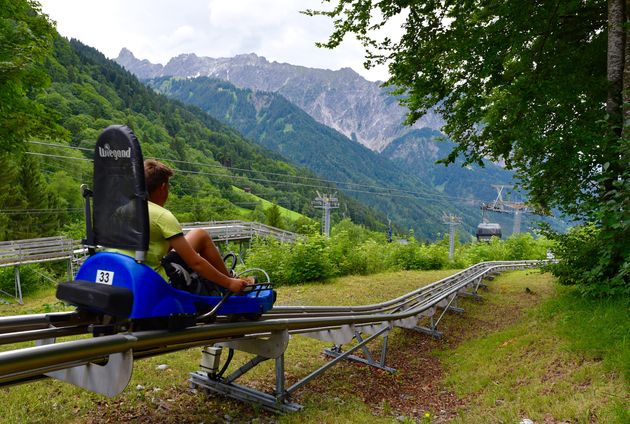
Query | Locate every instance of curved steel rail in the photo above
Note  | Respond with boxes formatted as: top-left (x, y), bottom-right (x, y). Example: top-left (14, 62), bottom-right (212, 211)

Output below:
top-left (0, 260), bottom-right (542, 392)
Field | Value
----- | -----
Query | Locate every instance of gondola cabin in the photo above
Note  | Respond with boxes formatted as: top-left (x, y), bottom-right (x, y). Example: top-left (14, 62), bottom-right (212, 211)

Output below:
top-left (476, 222), bottom-right (502, 241)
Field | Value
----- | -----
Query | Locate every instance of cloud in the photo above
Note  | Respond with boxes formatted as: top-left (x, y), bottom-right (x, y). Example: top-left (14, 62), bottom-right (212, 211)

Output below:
top-left (39, 0), bottom-right (391, 81)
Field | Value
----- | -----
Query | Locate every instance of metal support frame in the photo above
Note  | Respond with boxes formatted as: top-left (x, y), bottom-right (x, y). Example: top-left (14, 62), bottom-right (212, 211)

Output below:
top-left (458, 291), bottom-right (483, 301)
top-left (15, 267), bottom-right (23, 305)
top-left (456, 277), bottom-right (485, 300)
top-left (413, 294), bottom-right (460, 339)
top-left (323, 328), bottom-right (395, 373)
top-left (0, 267), bottom-right (24, 305)
top-left (191, 326), bottom-right (391, 412)
top-left (35, 338), bottom-right (133, 397)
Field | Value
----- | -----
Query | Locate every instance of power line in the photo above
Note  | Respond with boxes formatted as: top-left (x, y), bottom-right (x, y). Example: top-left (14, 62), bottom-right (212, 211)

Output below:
top-left (26, 142), bottom-right (483, 203)
top-left (25, 151), bottom-right (92, 162)
top-left (0, 209), bottom-right (83, 215)
top-left (28, 141), bottom-right (93, 152)
top-left (25, 149), bottom-right (511, 210)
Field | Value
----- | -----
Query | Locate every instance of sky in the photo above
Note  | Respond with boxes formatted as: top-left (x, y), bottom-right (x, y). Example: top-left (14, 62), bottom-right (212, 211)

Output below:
top-left (38, 0), bottom-right (398, 82)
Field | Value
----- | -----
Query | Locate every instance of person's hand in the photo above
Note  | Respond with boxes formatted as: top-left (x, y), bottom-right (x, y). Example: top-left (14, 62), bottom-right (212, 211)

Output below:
top-left (227, 277), bottom-right (252, 293)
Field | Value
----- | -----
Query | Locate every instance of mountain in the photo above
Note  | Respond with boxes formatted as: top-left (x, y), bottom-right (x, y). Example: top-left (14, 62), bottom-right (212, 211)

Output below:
top-left (115, 49), bottom-right (443, 151)
top-left (117, 49), bottom-right (556, 237)
top-left (381, 128), bottom-right (514, 202)
top-left (17, 37), bottom-right (392, 238)
top-left (147, 76), bottom-right (497, 239)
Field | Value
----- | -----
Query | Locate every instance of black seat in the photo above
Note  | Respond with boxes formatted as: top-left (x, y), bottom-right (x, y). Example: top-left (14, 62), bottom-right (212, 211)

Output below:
top-left (161, 251), bottom-right (226, 297)
top-left (57, 125), bottom-right (149, 317)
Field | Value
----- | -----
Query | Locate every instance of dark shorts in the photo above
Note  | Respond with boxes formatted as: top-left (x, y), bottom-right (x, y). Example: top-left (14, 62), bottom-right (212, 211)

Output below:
top-left (161, 251), bottom-right (226, 297)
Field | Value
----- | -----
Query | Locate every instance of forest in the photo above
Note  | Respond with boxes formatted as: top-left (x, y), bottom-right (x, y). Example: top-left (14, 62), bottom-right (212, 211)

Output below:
top-left (1, 5), bottom-right (388, 243)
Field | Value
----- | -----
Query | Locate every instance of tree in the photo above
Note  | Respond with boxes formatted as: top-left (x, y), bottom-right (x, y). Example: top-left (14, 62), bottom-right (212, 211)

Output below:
top-left (0, 0), bottom-right (63, 152)
top-left (307, 0), bottom-right (628, 295)
top-left (265, 203), bottom-right (284, 229)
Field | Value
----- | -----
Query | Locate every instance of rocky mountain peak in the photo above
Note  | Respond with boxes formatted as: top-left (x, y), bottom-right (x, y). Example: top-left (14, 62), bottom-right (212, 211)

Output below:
top-left (232, 53), bottom-right (267, 65)
top-left (117, 47), bottom-right (135, 60)
top-left (115, 48), bottom-right (444, 151)
top-left (116, 48), bottom-right (163, 78)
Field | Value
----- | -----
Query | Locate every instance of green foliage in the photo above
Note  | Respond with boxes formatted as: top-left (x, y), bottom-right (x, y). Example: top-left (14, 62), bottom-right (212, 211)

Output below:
top-left (308, 0), bottom-right (626, 297)
top-left (329, 218), bottom-right (385, 275)
top-left (0, 264), bottom-right (56, 298)
top-left (245, 219), bottom-right (550, 285)
top-left (288, 215), bottom-right (319, 235)
top-left (504, 232), bottom-right (550, 260)
top-left (0, 0), bottom-right (66, 152)
top-left (388, 241), bottom-right (449, 271)
top-left (242, 237), bottom-right (290, 284)
top-left (461, 237), bottom-right (508, 265)
top-left (264, 203), bottom-right (284, 229)
top-left (545, 224), bottom-right (629, 298)
top-left (285, 235), bottom-right (334, 283)
top-left (0, 153), bottom-right (66, 240)
top-left (60, 220), bottom-right (85, 240)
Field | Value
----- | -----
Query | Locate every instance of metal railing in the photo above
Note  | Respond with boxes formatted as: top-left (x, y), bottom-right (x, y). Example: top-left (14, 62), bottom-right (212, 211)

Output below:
top-left (0, 260), bottom-right (545, 410)
top-left (182, 220), bottom-right (299, 243)
top-left (0, 237), bottom-right (80, 304)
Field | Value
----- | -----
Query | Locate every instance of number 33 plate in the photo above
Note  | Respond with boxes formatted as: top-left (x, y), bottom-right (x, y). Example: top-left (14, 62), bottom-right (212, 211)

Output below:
top-left (96, 269), bottom-right (114, 285)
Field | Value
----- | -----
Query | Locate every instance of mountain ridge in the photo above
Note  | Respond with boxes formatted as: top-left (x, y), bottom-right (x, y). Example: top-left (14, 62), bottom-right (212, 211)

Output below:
top-left (115, 48), bottom-right (444, 151)
top-left (148, 76), bottom-right (505, 238)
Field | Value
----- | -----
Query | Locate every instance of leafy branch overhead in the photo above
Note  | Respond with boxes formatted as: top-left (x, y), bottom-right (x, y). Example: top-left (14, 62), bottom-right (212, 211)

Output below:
top-left (308, 0), bottom-right (628, 296)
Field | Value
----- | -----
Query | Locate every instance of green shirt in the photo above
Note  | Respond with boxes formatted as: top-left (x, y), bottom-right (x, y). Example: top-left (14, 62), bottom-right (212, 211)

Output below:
top-left (108, 201), bottom-right (183, 278)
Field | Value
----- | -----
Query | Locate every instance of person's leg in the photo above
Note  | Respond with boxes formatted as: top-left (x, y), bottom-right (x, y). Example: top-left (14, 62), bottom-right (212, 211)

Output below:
top-left (184, 229), bottom-right (230, 276)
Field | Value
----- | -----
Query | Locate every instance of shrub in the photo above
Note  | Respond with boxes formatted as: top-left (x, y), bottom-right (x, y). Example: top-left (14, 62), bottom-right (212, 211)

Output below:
top-left (329, 219), bottom-right (385, 276)
top-left (390, 241), bottom-right (421, 270)
top-left (243, 236), bottom-right (290, 285)
top-left (284, 235), bottom-right (333, 283)
top-left (461, 236), bottom-right (507, 264)
top-left (244, 219), bottom-right (555, 285)
top-left (546, 224), bottom-right (629, 298)
top-left (504, 232), bottom-right (549, 260)
top-left (0, 264), bottom-right (57, 299)
top-left (419, 243), bottom-right (449, 269)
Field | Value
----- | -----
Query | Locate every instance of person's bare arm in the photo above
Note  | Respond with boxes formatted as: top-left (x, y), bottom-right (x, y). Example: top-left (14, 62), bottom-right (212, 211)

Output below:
top-left (168, 235), bottom-right (249, 293)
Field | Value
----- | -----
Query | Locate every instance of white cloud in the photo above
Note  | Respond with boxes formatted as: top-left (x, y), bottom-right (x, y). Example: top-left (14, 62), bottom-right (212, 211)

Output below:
top-left (38, 0), bottom-right (394, 81)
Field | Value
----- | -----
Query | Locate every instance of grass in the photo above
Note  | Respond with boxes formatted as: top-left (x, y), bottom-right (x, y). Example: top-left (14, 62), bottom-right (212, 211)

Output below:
top-left (0, 269), bottom-right (627, 423)
top-left (232, 186), bottom-right (306, 222)
top-left (438, 275), bottom-right (629, 423)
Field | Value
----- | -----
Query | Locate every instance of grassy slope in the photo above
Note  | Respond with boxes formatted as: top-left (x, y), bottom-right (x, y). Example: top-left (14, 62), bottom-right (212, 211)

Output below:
top-left (231, 186), bottom-right (306, 222)
top-left (0, 270), bottom-right (627, 423)
top-left (438, 274), bottom-right (629, 423)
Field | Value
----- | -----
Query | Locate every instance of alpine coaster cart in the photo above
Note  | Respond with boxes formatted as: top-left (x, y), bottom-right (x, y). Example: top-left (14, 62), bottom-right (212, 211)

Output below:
top-left (56, 125), bottom-right (276, 333)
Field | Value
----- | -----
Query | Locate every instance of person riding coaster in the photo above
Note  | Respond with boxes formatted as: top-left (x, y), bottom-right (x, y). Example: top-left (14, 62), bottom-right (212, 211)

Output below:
top-left (56, 125), bottom-right (276, 332)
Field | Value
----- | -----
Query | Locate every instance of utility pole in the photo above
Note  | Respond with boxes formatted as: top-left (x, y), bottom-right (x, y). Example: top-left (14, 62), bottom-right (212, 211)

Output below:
top-left (506, 202), bottom-right (527, 234)
top-left (481, 184), bottom-right (532, 235)
top-left (442, 212), bottom-right (462, 261)
top-left (312, 191), bottom-right (339, 237)
top-left (481, 184), bottom-right (511, 213)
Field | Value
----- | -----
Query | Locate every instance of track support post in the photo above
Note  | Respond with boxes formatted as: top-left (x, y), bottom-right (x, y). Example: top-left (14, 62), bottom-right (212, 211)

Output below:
top-left (323, 328), bottom-right (395, 373)
top-left (190, 330), bottom-right (302, 413)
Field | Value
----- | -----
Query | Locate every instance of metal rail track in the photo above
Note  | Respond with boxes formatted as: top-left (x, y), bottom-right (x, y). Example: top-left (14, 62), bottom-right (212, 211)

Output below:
top-left (0, 260), bottom-right (544, 410)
